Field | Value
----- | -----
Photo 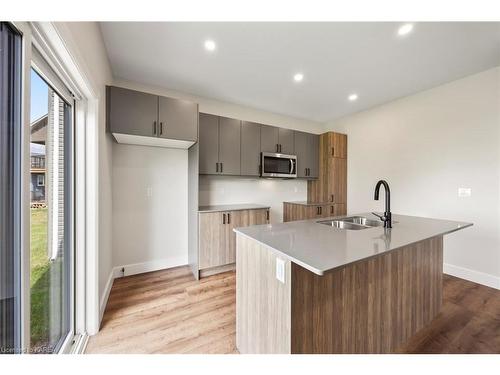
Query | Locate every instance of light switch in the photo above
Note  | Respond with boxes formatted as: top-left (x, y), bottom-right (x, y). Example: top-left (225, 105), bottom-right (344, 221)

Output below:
top-left (458, 187), bottom-right (471, 198)
top-left (276, 258), bottom-right (285, 283)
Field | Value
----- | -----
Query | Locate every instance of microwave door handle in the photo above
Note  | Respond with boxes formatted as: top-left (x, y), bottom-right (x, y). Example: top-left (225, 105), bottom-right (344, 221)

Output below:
top-left (289, 159), bottom-right (294, 174)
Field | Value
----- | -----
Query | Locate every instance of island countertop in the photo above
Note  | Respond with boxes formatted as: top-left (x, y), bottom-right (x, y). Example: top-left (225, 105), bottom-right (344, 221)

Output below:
top-left (233, 213), bottom-right (472, 275)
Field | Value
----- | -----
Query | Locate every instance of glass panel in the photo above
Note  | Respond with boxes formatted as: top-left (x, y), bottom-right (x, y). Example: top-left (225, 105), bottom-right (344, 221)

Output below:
top-left (264, 156), bottom-right (292, 174)
top-left (29, 68), bottom-right (72, 354)
top-left (0, 22), bottom-right (22, 355)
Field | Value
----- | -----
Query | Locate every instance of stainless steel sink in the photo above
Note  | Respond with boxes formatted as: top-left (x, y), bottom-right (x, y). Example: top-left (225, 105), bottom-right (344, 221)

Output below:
top-left (341, 216), bottom-right (384, 227)
top-left (317, 216), bottom-right (390, 230)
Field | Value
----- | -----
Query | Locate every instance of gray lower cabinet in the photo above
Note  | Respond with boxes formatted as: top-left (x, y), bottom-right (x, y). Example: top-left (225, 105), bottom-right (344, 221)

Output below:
top-left (278, 128), bottom-right (295, 154)
top-left (294, 131), bottom-right (319, 178)
top-left (198, 113), bottom-right (241, 175)
top-left (108, 86), bottom-right (158, 137)
top-left (241, 121), bottom-right (261, 176)
top-left (219, 117), bottom-right (241, 175)
top-left (199, 113), bottom-right (219, 174)
top-left (108, 86), bottom-right (198, 143)
top-left (158, 96), bottom-right (198, 141)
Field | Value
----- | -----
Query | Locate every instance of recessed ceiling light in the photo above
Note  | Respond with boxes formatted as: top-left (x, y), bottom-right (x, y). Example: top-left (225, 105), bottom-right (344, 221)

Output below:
top-left (204, 39), bottom-right (216, 51)
top-left (348, 94), bottom-right (358, 102)
top-left (397, 23), bottom-right (414, 36)
top-left (293, 73), bottom-right (304, 82)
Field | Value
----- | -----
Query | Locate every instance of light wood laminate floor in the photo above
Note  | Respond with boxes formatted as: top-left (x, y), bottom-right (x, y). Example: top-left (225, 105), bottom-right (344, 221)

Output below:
top-left (86, 266), bottom-right (500, 354)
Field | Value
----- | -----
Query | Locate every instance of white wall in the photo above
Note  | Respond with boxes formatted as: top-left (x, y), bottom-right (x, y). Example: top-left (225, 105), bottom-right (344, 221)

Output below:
top-left (199, 176), bottom-right (307, 223)
top-left (112, 144), bottom-right (188, 271)
top-left (326, 67), bottom-right (500, 288)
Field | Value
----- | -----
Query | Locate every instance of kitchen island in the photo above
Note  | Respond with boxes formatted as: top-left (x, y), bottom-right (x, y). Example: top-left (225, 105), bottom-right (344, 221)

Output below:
top-left (234, 213), bottom-right (472, 354)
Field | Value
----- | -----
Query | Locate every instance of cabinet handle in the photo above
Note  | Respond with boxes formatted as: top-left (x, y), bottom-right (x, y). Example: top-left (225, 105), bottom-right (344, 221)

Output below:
top-left (331, 205), bottom-right (334, 214)
top-left (320, 206), bottom-right (323, 215)
top-left (280, 144), bottom-right (282, 153)
top-left (307, 168), bottom-right (310, 176)
top-left (331, 194), bottom-right (334, 202)
top-left (227, 213), bottom-right (231, 224)
top-left (153, 121), bottom-right (157, 135)
top-left (266, 210), bottom-right (270, 221)
top-left (160, 122), bottom-right (163, 135)
top-left (222, 213), bottom-right (226, 224)
top-left (220, 163), bottom-right (223, 173)
top-left (332, 147), bottom-right (334, 156)
top-left (304, 168), bottom-right (307, 176)
top-left (276, 144), bottom-right (279, 153)
top-left (216, 162), bottom-right (219, 173)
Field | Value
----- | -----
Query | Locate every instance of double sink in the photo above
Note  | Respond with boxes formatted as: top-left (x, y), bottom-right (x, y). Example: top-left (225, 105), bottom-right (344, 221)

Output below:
top-left (318, 216), bottom-right (389, 230)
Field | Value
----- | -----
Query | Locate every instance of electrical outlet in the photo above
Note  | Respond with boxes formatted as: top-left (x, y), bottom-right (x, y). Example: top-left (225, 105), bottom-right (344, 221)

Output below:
top-left (276, 258), bottom-right (285, 283)
top-left (146, 187), bottom-right (153, 198)
top-left (458, 187), bottom-right (471, 198)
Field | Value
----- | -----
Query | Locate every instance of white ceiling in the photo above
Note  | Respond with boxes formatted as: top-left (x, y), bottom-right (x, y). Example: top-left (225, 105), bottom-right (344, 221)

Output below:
top-left (100, 22), bottom-right (500, 123)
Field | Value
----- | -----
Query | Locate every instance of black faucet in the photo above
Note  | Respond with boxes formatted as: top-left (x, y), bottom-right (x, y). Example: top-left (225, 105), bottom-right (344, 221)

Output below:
top-left (372, 180), bottom-right (392, 228)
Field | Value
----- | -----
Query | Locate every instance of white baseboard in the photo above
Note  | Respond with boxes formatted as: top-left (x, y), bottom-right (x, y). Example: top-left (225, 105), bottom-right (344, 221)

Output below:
top-left (112, 256), bottom-right (188, 278)
top-left (444, 263), bottom-right (500, 290)
top-left (99, 270), bottom-right (114, 324)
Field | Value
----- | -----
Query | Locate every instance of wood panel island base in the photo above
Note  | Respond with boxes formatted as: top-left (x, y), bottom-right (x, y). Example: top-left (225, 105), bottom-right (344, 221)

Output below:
top-left (234, 213), bottom-right (472, 354)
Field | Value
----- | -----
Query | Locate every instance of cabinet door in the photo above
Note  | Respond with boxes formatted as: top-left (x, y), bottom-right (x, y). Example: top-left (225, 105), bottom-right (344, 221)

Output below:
top-left (158, 96), bottom-right (198, 141)
top-left (108, 86), bottom-right (158, 137)
top-left (334, 204), bottom-right (346, 216)
top-left (199, 113), bottom-right (219, 174)
top-left (260, 125), bottom-right (280, 153)
top-left (246, 208), bottom-right (269, 225)
top-left (241, 121), bottom-right (261, 176)
top-left (328, 157), bottom-right (347, 203)
top-left (219, 117), bottom-right (241, 175)
top-left (308, 134), bottom-right (320, 178)
top-left (198, 212), bottom-right (226, 269)
top-left (329, 132), bottom-right (347, 158)
top-left (294, 131), bottom-right (309, 178)
top-left (278, 128), bottom-right (294, 154)
top-left (224, 210), bottom-right (244, 265)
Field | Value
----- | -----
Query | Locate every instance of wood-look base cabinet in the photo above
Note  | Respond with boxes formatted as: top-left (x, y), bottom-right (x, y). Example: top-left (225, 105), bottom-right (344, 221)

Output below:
top-left (236, 234), bottom-right (444, 354)
top-left (198, 208), bottom-right (269, 276)
top-left (283, 202), bottom-right (346, 222)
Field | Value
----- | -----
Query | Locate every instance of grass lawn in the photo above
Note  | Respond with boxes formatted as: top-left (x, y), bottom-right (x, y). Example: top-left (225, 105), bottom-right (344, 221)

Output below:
top-left (30, 208), bottom-right (51, 349)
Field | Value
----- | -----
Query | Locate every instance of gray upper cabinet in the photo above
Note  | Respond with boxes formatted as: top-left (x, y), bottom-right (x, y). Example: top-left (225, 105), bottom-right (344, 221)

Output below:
top-left (158, 96), bottom-right (198, 141)
top-left (241, 121), bottom-right (261, 176)
top-left (260, 125), bottom-right (294, 154)
top-left (199, 113), bottom-right (219, 174)
top-left (278, 128), bottom-right (294, 154)
top-left (218, 117), bottom-right (241, 175)
top-left (108, 86), bottom-right (198, 147)
top-left (308, 134), bottom-right (319, 178)
top-left (294, 131), bottom-right (309, 178)
top-left (294, 131), bottom-right (319, 178)
top-left (260, 125), bottom-right (280, 153)
top-left (108, 86), bottom-right (158, 137)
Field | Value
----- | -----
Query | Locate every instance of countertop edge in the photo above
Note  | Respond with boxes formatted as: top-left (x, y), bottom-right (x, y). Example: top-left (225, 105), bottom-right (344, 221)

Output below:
top-left (233, 220), bottom-right (473, 276)
top-left (198, 204), bottom-right (271, 213)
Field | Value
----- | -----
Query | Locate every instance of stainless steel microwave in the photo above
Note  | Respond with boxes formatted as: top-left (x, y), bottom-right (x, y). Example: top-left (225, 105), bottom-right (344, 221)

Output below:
top-left (260, 152), bottom-right (297, 178)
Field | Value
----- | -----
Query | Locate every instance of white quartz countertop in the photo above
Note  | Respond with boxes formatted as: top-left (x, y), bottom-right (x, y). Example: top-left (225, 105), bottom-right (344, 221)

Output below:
top-left (199, 204), bottom-right (270, 213)
top-left (233, 213), bottom-right (472, 275)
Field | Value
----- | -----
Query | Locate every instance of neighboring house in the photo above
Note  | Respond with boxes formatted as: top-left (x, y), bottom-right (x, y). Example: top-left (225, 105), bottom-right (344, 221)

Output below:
top-left (30, 114), bottom-right (47, 203)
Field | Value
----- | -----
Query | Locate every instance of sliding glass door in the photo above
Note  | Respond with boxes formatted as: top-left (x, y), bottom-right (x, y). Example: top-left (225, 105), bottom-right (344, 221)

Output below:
top-left (0, 22), bottom-right (22, 355)
top-left (1, 22), bottom-right (75, 354)
top-left (29, 64), bottom-right (73, 353)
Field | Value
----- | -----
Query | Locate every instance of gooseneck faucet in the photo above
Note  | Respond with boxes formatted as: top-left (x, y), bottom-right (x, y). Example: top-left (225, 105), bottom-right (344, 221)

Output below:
top-left (372, 180), bottom-right (392, 228)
